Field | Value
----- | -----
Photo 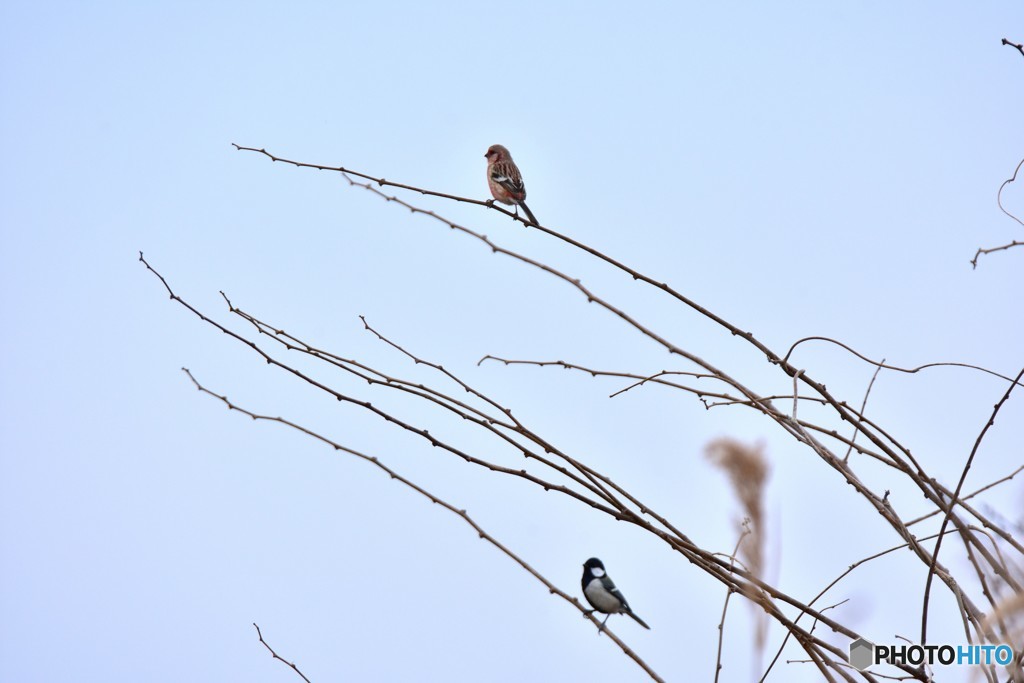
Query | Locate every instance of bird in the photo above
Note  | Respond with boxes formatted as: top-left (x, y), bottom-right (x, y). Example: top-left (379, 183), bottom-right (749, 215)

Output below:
top-left (581, 557), bottom-right (650, 632)
top-left (484, 144), bottom-right (539, 226)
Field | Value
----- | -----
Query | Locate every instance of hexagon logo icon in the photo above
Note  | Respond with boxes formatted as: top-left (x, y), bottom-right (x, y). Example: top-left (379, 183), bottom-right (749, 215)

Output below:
top-left (849, 637), bottom-right (875, 671)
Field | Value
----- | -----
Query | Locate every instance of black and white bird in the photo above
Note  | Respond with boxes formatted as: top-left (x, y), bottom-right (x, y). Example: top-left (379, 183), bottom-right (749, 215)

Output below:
top-left (581, 557), bottom-right (650, 631)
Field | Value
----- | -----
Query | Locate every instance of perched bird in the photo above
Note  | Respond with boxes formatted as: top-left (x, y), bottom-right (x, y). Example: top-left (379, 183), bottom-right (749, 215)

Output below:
top-left (484, 144), bottom-right (539, 225)
top-left (581, 557), bottom-right (650, 631)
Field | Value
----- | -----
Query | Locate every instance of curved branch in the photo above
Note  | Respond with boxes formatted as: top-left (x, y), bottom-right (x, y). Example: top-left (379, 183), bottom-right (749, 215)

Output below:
top-left (140, 253), bottom-right (620, 519)
top-left (191, 371), bottom-right (665, 681)
top-left (972, 153), bottom-right (1024, 268)
top-left (232, 146), bottom-right (1017, 565)
top-left (145, 255), bottom-right (895, 680)
top-left (920, 366), bottom-right (1024, 645)
top-left (996, 157), bottom-right (1024, 228)
top-left (782, 336), bottom-right (1022, 387)
top-left (299, 177), bottom-right (1005, 628)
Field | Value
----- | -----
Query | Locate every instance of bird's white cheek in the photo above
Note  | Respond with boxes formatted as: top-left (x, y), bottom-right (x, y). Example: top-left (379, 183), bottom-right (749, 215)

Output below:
top-left (591, 567), bottom-right (605, 577)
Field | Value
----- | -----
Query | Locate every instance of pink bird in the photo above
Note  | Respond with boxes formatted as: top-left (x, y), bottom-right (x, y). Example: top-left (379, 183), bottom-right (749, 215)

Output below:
top-left (485, 144), bottom-right (538, 226)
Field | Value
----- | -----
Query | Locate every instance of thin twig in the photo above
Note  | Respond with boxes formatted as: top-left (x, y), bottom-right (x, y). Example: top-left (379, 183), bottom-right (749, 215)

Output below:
top-left (844, 362), bottom-right (884, 463)
top-left (759, 530), bottom-right (965, 683)
top-left (254, 623), bottom-right (312, 683)
top-left (478, 355), bottom-right (730, 400)
top-left (971, 152), bottom-right (1023, 268)
top-left (970, 240), bottom-right (1024, 269)
top-left (996, 158), bottom-right (1024, 228)
top-left (904, 464), bottom-right (1024, 527)
top-left (356, 316), bottom-right (628, 512)
top-left (714, 527), bottom-right (751, 683)
top-left (1003, 38), bottom-right (1024, 58)
top-left (920, 366), bottom-right (1024, 645)
top-left (782, 336), bottom-right (1022, 387)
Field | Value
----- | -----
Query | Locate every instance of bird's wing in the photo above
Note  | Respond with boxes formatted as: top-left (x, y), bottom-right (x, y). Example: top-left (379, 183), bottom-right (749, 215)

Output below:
top-left (601, 575), bottom-right (630, 610)
top-left (490, 161), bottom-right (526, 199)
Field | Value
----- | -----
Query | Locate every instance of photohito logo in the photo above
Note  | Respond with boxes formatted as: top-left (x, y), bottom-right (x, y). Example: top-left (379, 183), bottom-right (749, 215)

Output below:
top-left (849, 637), bottom-right (1014, 671)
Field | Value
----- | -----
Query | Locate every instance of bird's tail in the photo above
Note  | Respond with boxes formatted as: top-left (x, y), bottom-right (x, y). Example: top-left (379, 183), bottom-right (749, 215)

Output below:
top-left (627, 611), bottom-right (651, 630)
top-left (519, 202), bottom-right (539, 226)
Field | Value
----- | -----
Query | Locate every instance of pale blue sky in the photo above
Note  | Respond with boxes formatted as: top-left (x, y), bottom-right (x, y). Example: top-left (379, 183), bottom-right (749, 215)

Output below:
top-left (2, 2), bottom-right (1022, 681)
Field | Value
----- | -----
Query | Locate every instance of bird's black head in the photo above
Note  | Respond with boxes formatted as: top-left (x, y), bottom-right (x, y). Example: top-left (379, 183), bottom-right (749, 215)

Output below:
top-left (581, 557), bottom-right (609, 594)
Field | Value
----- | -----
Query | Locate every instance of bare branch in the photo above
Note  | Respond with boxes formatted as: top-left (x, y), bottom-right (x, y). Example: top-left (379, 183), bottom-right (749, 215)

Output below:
top-left (714, 527), bottom-right (751, 683)
top-left (254, 623), bottom-right (312, 683)
top-left (153, 133), bottom-right (1024, 680)
top-left (921, 366), bottom-right (1024, 645)
top-left (191, 372), bottom-right (666, 681)
top-left (760, 529), bottom-right (965, 683)
top-left (997, 158), bottom-right (1024, 228)
top-left (971, 240), bottom-right (1024, 268)
top-left (145, 255), bottom-right (897, 680)
top-left (844, 361), bottom-right (884, 463)
top-left (230, 151), bottom-right (1020, 576)
top-left (782, 336), bottom-right (1022, 387)
top-left (972, 153), bottom-right (1023, 268)
top-left (478, 355), bottom-right (728, 400)
top-left (905, 464), bottom-right (1024, 527)
top-left (140, 254), bottom-right (628, 520)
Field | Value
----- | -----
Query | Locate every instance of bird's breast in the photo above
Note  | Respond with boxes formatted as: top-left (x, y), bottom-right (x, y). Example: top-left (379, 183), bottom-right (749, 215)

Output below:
top-left (584, 578), bottom-right (624, 614)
